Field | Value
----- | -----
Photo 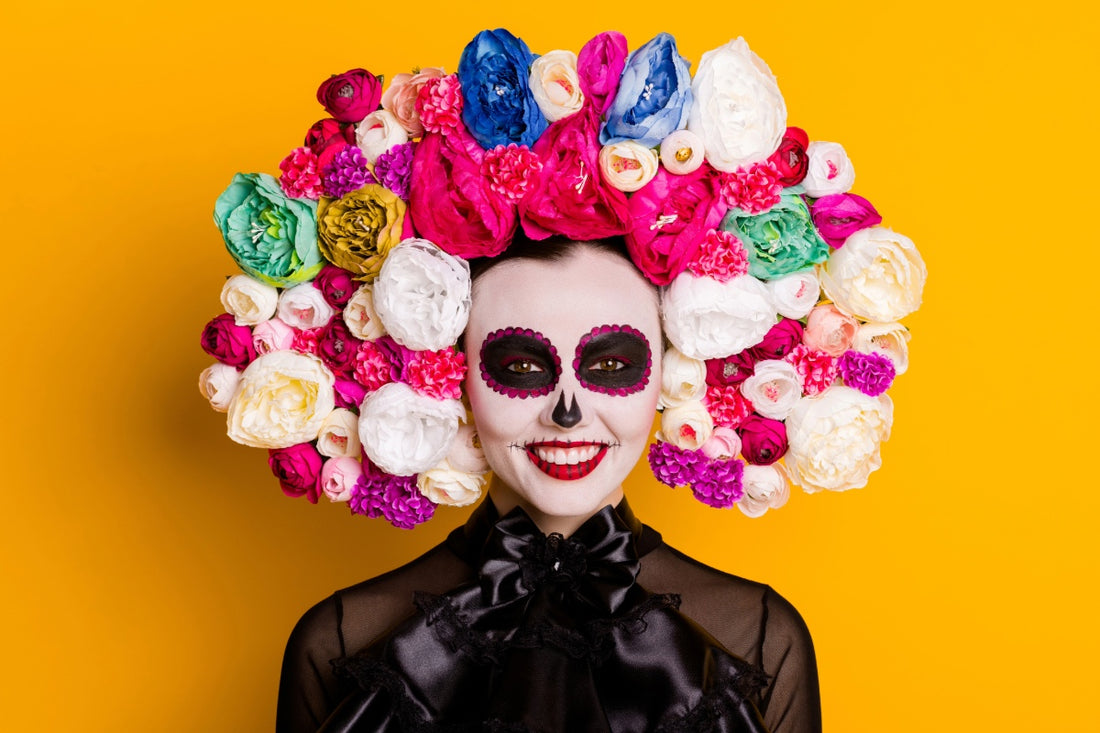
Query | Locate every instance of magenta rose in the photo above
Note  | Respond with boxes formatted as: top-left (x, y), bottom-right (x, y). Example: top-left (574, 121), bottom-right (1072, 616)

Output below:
top-left (268, 443), bottom-right (324, 503)
top-left (519, 106), bottom-right (632, 241)
top-left (705, 350), bottom-right (756, 387)
top-left (312, 264), bottom-right (357, 308)
top-left (748, 318), bottom-right (805, 361)
top-left (333, 377), bottom-right (367, 410)
top-left (200, 313), bottom-right (256, 369)
top-left (304, 118), bottom-right (356, 155)
top-left (625, 165), bottom-right (727, 285)
top-left (767, 127), bottom-right (809, 187)
top-left (408, 126), bottom-right (517, 258)
top-left (316, 69), bottom-right (382, 123)
top-left (738, 414), bottom-right (788, 465)
top-left (577, 32), bottom-right (629, 114)
top-left (318, 318), bottom-right (363, 375)
top-left (811, 193), bottom-right (883, 247)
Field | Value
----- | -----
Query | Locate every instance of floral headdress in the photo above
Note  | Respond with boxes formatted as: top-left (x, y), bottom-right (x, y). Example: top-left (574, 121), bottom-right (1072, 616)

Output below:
top-left (199, 29), bottom-right (926, 528)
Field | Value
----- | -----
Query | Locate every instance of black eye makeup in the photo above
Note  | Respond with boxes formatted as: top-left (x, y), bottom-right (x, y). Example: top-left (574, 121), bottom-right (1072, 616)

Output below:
top-left (573, 325), bottom-right (652, 396)
top-left (479, 327), bottom-right (561, 398)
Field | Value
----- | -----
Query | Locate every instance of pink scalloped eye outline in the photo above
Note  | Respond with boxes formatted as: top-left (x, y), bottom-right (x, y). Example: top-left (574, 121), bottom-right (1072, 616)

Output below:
top-left (479, 326), bottom-right (561, 399)
top-left (573, 324), bottom-right (652, 396)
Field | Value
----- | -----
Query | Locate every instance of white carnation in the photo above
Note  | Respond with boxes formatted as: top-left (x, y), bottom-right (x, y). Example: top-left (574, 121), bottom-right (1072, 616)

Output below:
top-left (662, 273), bottom-right (777, 360)
top-left (373, 238), bottom-right (471, 351)
top-left (358, 382), bottom-right (465, 476)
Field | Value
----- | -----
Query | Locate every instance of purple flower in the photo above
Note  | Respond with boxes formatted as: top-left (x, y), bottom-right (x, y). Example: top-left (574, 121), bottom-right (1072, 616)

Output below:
top-left (648, 442), bottom-right (707, 487)
top-left (811, 193), bottom-right (882, 248)
top-left (690, 458), bottom-right (745, 508)
top-left (322, 145), bottom-right (376, 198)
top-left (838, 350), bottom-right (896, 396)
top-left (350, 469), bottom-right (435, 529)
top-left (374, 142), bottom-right (415, 200)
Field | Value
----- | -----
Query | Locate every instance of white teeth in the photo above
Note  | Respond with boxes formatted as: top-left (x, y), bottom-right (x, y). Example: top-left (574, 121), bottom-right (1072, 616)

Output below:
top-left (533, 445), bottom-right (601, 465)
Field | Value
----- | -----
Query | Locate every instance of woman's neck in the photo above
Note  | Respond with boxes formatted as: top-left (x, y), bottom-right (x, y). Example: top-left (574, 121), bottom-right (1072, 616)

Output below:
top-left (486, 474), bottom-right (624, 537)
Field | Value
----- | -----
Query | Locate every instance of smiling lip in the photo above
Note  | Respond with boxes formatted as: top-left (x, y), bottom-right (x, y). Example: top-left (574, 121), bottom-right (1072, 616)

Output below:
top-left (525, 441), bottom-right (609, 481)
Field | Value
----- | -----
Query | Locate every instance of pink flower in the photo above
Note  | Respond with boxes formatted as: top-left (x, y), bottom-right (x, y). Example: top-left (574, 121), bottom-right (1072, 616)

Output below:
top-left (519, 106), bottom-right (632, 242)
top-left (402, 347), bottom-right (467, 400)
top-left (804, 304), bottom-right (859, 356)
top-left (689, 229), bottom-right (749, 282)
top-left (353, 338), bottom-right (400, 392)
top-left (200, 313), bottom-right (256, 369)
top-left (268, 443), bottom-right (323, 503)
top-left (482, 144), bottom-right (543, 202)
top-left (811, 193), bottom-right (883, 247)
top-left (291, 327), bottom-right (323, 356)
top-left (417, 74), bottom-right (464, 135)
top-left (720, 161), bottom-right (783, 214)
top-left (705, 351), bottom-right (756, 387)
top-left (704, 384), bottom-right (754, 429)
top-left (382, 67), bottom-right (445, 137)
top-left (408, 125), bottom-right (517, 258)
top-left (318, 318), bottom-right (363, 375)
top-left (278, 147), bottom-right (323, 200)
top-left (577, 32), bottom-right (629, 114)
top-left (737, 415), bottom-right (788, 466)
top-left (320, 456), bottom-right (363, 502)
top-left (312, 265), bottom-right (357, 308)
top-left (333, 378), bottom-right (367, 410)
top-left (625, 165), bottom-right (727, 286)
top-left (316, 68), bottom-right (382, 124)
top-left (701, 426), bottom-right (742, 460)
top-left (766, 127), bottom-right (809, 186)
top-left (252, 318), bottom-right (295, 355)
top-left (748, 318), bottom-right (804, 361)
top-left (785, 344), bottom-right (838, 395)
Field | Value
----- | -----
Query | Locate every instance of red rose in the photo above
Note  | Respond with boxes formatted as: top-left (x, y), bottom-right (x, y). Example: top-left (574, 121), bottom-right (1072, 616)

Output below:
top-left (304, 118), bottom-right (356, 155)
top-left (268, 443), bottom-right (323, 502)
top-left (316, 69), bottom-right (382, 123)
top-left (200, 313), bottom-right (256, 369)
top-left (738, 415), bottom-right (788, 465)
top-left (748, 318), bottom-right (804, 361)
top-left (767, 126), bottom-right (809, 187)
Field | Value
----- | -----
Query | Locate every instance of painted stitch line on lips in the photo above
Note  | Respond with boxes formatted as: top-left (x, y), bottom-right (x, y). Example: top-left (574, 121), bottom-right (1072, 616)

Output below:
top-left (479, 326), bottom-right (561, 399)
top-left (524, 440), bottom-right (609, 481)
top-left (573, 324), bottom-right (652, 396)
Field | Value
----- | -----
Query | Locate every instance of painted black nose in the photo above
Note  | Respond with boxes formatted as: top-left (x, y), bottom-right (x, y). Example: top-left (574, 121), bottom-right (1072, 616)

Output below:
top-left (551, 392), bottom-right (582, 428)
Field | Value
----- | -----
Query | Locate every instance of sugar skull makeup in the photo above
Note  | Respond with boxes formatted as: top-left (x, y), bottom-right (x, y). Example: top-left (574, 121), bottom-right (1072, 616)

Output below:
top-left (465, 244), bottom-right (662, 527)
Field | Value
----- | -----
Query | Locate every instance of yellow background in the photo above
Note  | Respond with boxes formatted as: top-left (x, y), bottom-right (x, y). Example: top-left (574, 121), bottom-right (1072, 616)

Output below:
top-left (2, 1), bottom-right (1096, 730)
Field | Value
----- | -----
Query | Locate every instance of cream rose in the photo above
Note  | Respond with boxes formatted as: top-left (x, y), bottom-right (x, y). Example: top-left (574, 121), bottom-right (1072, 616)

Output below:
top-left (198, 363), bottom-right (240, 412)
top-left (803, 305), bottom-right (859, 357)
top-left (358, 382), bottom-right (466, 476)
top-left (252, 317), bottom-right (295, 355)
top-left (662, 273), bottom-right (778, 360)
top-left (355, 109), bottom-right (409, 163)
top-left (417, 458), bottom-right (486, 507)
top-left (446, 424), bottom-right (489, 474)
top-left (686, 37), bottom-right (787, 171)
top-left (277, 283), bottom-right (336, 330)
top-left (220, 274), bottom-right (279, 326)
top-left (854, 321), bottom-right (911, 375)
top-left (316, 407), bottom-right (362, 458)
top-left (658, 346), bottom-right (708, 409)
top-left (598, 140), bottom-right (659, 192)
top-left (226, 351), bottom-right (336, 449)
top-left (801, 141), bottom-right (855, 197)
top-left (767, 270), bottom-right (820, 320)
top-left (320, 456), bottom-right (363, 502)
top-left (737, 463), bottom-right (791, 517)
top-left (381, 67), bottom-right (445, 137)
top-left (785, 386), bottom-right (893, 493)
top-left (659, 129), bottom-right (705, 175)
top-left (740, 360), bottom-right (802, 420)
top-left (819, 226), bottom-right (926, 322)
top-left (373, 238), bottom-right (471, 351)
top-left (342, 283), bottom-right (387, 341)
top-left (658, 400), bottom-right (714, 450)
top-left (529, 50), bottom-right (585, 122)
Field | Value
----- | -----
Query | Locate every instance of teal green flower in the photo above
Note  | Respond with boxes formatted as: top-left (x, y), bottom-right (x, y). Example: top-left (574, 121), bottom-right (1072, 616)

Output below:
top-left (721, 192), bottom-right (830, 280)
top-left (214, 173), bottom-right (323, 287)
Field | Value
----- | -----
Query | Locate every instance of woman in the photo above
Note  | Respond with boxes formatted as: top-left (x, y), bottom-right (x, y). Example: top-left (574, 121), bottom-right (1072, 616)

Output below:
top-left (275, 236), bottom-right (821, 732)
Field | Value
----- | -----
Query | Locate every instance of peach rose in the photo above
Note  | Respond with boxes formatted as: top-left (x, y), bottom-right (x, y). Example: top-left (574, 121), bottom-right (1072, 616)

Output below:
top-left (803, 304), bottom-right (859, 357)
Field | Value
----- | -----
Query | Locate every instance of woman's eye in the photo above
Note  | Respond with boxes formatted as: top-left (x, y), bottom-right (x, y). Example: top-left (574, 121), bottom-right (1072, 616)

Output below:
top-left (505, 359), bottom-right (543, 374)
top-left (591, 357), bottom-right (626, 372)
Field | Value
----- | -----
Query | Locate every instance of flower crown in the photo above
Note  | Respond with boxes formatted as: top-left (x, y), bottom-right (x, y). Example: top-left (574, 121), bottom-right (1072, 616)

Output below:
top-left (199, 29), bottom-right (927, 528)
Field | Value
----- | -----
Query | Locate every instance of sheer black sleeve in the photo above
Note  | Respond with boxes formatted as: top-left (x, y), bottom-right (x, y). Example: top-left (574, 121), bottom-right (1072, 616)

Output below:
top-left (276, 595), bottom-right (346, 733)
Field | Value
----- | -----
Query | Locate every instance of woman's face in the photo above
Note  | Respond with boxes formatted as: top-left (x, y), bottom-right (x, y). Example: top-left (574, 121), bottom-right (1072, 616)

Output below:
top-left (465, 246), bottom-right (662, 527)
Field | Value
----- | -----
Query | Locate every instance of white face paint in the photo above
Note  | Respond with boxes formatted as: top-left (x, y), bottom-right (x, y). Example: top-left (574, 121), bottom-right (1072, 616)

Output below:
top-left (465, 246), bottom-right (662, 533)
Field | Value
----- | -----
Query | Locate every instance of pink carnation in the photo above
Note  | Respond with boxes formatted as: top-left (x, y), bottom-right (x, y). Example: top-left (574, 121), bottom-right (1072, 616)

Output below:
top-left (353, 339), bottom-right (399, 392)
top-left (720, 162), bottom-right (783, 215)
top-left (704, 384), bottom-right (754, 429)
top-left (785, 345), bottom-right (838, 395)
top-left (417, 74), bottom-right (464, 135)
top-left (689, 229), bottom-right (750, 282)
top-left (278, 147), bottom-right (324, 200)
top-left (402, 347), bottom-right (467, 400)
top-left (483, 144), bottom-right (543, 202)
top-left (291, 327), bottom-right (323, 356)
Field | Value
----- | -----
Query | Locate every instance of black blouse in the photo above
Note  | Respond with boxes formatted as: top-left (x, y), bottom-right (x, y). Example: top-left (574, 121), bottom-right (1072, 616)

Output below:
top-left (276, 500), bottom-right (821, 732)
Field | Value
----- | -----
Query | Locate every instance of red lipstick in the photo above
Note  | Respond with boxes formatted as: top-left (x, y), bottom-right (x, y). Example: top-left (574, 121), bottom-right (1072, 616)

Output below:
top-left (524, 441), bottom-right (608, 481)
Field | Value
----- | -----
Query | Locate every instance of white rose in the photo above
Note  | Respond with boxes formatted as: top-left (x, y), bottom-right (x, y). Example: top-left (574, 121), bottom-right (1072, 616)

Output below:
top-left (767, 270), bottom-right (820, 320)
top-left (529, 50), bottom-right (585, 122)
top-left (659, 129), bottom-right (705, 175)
top-left (320, 456), bottom-right (363, 502)
top-left (737, 463), bottom-right (790, 517)
top-left (658, 346), bottom-right (708, 409)
top-left (662, 273), bottom-right (777, 360)
top-left (819, 226), bottom-right (926, 322)
top-left (785, 386), bottom-right (893, 493)
top-left (226, 351), bottom-right (336, 449)
top-left (220, 274), bottom-right (279, 326)
top-left (417, 458), bottom-right (486, 507)
top-left (598, 140), bottom-right (659, 192)
top-left (358, 382), bottom-right (465, 476)
top-left (658, 400), bottom-right (714, 450)
top-left (686, 37), bottom-right (787, 171)
top-left (252, 317), bottom-right (295, 355)
top-left (373, 238), bottom-right (471, 351)
top-left (854, 321), bottom-right (911, 375)
top-left (447, 424), bottom-right (489, 474)
top-left (740, 360), bottom-right (803, 420)
top-left (316, 407), bottom-right (362, 458)
top-left (342, 283), bottom-right (387, 341)
top-left (355, 109), bottom-right (409, 163)
top-left (277, 283), bottom-right (336, 330)
top-left (801, 141), bottom-right (855, 197)
top-left (198, 363), bottom-right (240, 412)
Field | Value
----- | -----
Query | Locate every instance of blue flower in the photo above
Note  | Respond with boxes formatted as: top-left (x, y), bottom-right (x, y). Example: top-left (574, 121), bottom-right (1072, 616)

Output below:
top-left (599, 33), bottom-right (693, 148)
top-left (457, 29), bottom-right (548, 149)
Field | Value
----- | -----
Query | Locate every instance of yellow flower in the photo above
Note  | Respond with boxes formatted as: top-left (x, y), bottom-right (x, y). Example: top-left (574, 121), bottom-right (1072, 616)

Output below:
top-left (317, 184), bottom-right (406, 281)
